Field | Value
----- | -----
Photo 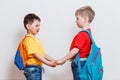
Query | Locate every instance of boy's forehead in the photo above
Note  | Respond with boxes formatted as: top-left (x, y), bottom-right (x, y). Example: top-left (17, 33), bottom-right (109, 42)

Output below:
top-left (32, 19), bottom-right (40, 23)
top-left (28, 19), bottom-right (40, 25)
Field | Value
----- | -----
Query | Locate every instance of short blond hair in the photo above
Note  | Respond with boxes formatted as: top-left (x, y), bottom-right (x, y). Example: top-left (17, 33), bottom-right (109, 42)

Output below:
top-left (75, 6), bottom-right (95, 23)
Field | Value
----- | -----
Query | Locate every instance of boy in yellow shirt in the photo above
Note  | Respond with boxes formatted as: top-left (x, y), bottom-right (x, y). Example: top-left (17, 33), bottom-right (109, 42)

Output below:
top-left (21, 13), bottom-right (57, 80)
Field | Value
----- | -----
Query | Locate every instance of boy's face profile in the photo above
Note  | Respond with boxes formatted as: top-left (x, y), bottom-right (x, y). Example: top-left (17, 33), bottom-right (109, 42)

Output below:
top-left (26, 19), bottom-right (40, 35)
top-left (76, 14), bottom-right (85, 28)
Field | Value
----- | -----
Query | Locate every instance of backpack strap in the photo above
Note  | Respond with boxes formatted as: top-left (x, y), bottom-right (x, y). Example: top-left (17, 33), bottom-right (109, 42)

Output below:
top-left (75, 29), bottom-right (95, 69)
top-left (82, 30), bottom-right (95, 44)
top-left (82, 30), bottom-right (101, 64)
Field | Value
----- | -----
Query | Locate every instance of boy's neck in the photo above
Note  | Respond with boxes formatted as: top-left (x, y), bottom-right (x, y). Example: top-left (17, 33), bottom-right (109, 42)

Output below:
top-left (27, 31), bottom-right (35, 36)
top-left (81, 23), bottom-right (90, 30)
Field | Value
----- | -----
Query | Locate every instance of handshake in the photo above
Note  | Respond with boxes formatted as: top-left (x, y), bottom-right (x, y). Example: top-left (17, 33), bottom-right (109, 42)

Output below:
top-left (48, 58), bottom-right (67, 67)
top-left (44, 51), bottom-right (73, 67)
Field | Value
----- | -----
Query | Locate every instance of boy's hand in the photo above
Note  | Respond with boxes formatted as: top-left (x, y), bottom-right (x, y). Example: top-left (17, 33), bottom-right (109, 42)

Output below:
top-left (50, 60), bottom-right (57, 67)
top-left (56, 60), bottom-right (65, 65)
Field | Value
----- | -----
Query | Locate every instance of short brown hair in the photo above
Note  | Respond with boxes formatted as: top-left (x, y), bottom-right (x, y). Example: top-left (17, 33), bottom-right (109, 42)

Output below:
top-left (23, 13), bottom-right (41, 29)
top-left (75, 6), bottom-right (95, 23)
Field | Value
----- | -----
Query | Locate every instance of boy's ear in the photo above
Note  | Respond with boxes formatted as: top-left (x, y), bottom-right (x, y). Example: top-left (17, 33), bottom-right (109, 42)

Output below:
top-left (26, 24), bottom-right (30, 30)
top-left (84, 16), bottom-right (89, 23)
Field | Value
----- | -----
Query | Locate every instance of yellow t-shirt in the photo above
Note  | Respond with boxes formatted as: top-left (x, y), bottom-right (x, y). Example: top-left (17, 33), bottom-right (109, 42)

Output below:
top-left (22, 34), bottom-right (45, 66)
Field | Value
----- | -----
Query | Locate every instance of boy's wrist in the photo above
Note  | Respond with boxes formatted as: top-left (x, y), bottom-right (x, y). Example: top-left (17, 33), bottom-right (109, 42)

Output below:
top-left (62, 58), bottom-right (67, 64)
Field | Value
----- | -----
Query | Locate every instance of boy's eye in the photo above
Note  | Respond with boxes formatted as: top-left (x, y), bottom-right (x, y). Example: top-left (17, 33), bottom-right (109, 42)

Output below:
top-left (35, 25), bottom-right (40, 27)
top-left (76, 18), bottom-right (79, 20)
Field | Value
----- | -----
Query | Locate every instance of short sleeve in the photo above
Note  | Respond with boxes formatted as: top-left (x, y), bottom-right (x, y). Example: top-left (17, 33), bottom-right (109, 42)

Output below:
top-left (23, 37), bottom-right (39, 55)
top-left (73, 32), bottom-right (87, 50)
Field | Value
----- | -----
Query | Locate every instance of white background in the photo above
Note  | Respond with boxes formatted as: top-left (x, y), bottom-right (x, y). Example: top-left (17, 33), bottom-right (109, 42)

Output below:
top-left (0, 0), bottom-right (120, 80)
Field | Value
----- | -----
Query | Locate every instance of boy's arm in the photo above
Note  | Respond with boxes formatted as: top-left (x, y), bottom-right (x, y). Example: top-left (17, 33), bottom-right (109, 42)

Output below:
top-left (57, 47), bottom-right (79, 65)
top-left (44, 54), bottom-right (57, 61)
top-left (33, 53), bottom-right (57, 67)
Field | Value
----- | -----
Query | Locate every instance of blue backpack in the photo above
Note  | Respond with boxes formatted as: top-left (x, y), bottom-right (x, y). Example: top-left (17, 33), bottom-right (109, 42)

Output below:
top-left (75, 30), bottom-right (103, 80)
top-left (14, 40), bottom-right (25, 70)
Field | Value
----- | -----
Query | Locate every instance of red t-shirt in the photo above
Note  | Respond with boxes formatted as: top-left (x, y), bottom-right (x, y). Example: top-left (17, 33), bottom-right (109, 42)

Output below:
top-left (70, 29), bottom-right (91, 59)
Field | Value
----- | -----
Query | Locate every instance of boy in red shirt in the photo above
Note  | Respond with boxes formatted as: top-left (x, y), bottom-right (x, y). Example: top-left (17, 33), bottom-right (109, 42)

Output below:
top-left (57, 6), bottom-right (95, 80)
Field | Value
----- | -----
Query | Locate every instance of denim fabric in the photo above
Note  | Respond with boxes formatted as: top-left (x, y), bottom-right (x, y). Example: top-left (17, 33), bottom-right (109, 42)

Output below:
top-left (24, 65), bottom-right (42, 80)
top-left (71, 61), bottom-right (86, 80)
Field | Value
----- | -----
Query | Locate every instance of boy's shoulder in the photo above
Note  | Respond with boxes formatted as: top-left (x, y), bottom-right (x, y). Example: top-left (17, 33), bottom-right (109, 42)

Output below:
top-left (77, 31), bottom-right (87, 35)
top-left (25, 34), bottom-right (34, 38)
top-left (76, 29), bottom-right (91, 38)
top-left (21, 35), bottom-right (34, 44)
top-left (23, 34), bottom-right (35, 41)
top-left (78, 29), bottom-right (91, 34)
top-left (22, 34), bottom-right (41, 45)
